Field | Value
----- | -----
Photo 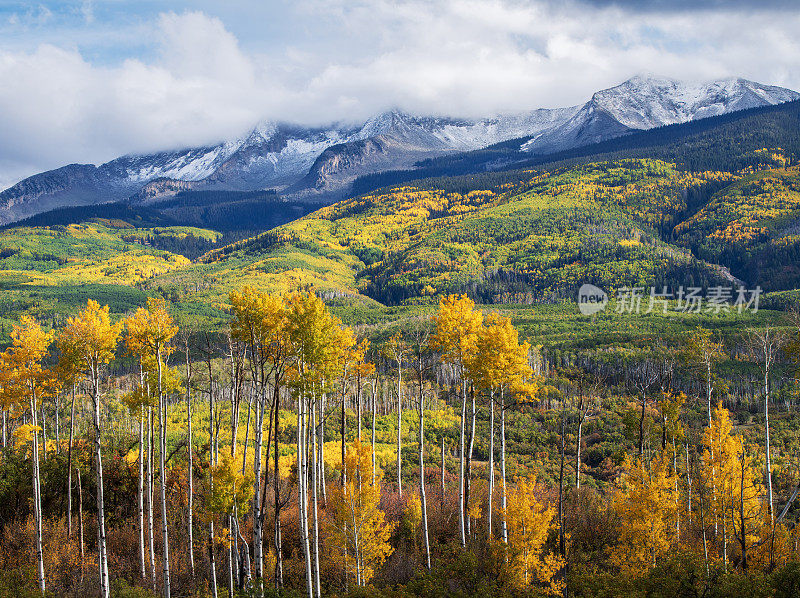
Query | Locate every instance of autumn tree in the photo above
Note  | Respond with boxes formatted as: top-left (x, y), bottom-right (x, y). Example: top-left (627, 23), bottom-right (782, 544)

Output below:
top-left (503, 476), bottom-right (564, 594)
top-left (229, 287), bottom-right (289, 585)
top-left (0, 316), bottom-right (56, 594)
top-left (285, 291), bottom-right (344, 598)
top-left (58, 300), bottom-right (122, 598)
top-left (613, 451), bottom-right (678, 575)
top-left (125, 297), bottom-right (178, 598)
top-left (432, 295), bottom-right (483, 547)
top-left (325, 440), bottom-right (395, 586)
top-left (702, 403), bottom-right (764, 571)
top-left (467, 311), bottom-right (533, 541)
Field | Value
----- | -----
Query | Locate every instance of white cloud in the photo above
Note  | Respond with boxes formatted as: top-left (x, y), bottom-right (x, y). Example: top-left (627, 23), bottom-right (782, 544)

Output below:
top-left (0, 1), bottom-right (798, 189)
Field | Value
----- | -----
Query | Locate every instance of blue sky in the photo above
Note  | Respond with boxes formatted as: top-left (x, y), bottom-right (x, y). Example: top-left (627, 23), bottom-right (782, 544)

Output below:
top-left (1, 0), bottom-right (798, 189)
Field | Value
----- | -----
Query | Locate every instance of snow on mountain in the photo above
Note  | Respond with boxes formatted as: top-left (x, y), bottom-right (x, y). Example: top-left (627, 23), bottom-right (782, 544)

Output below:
top-left (521, 76), bottom-right (800, 154)
top-left (1, 76), bottom-right (798, 225)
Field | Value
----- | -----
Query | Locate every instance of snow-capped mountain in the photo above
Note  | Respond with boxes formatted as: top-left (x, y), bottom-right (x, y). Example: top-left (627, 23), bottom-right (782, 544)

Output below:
top-left (1, 76), bottom-right (797, 225)
top-left (520, 76), bottom-right (799, 154)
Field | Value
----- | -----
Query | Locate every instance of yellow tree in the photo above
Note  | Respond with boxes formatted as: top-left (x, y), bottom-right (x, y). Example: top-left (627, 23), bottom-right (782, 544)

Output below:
top-left (431, 294), bottom-right (483, 547)
top-left (613, 451), bottom-right (678, 576)
top-left (58, 300), bottom-right (122, 598)
top-left (503, 476), bottom-right (564, 594)
top-left (125, 297), bottom-right (178, 598)
top-left (285, 291), bottom-right (343, 598)
top-left (205, 450), bottom-right (255, 590)
top-left (230, 287), bottom-right (289, 583)
top-left (702, 404), bottom-right (764, 571)
top-left (0, 316), bottom-right (56, 594)
top-left (325, 440), bottom-right (395, 586)
top-left (466, 312), bottom-right (533, 542)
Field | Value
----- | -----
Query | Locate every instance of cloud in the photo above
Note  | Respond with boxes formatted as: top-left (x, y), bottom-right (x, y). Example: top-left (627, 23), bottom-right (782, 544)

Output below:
top-left (0, 1), bottom-right (799, 189)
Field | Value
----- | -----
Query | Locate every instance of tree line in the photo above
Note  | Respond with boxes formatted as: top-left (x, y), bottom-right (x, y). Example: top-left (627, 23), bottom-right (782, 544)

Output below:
top-left (1, 292), bottom-right (800, 597)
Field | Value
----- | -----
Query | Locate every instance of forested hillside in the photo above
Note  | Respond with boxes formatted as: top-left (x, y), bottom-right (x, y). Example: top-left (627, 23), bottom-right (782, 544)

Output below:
top-left (3, 99), bottom-right (800, 598)
top-left (1, 290), bottom-right (800, 598)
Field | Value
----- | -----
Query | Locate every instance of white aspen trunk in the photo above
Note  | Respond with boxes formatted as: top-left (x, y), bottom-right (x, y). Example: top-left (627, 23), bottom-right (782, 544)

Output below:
top-left (55, 394), bottom-right (60, 452)
top-left (157, 349), bottom-right (171, 598)
top-left (40, 402), bottom-right (46, 463)
top-left (207, 368), bottom-right (218, 598)
top-left (465, 387), bottom-right (476, 537)
top-left (458, 379), bottom-right (467, 547)
top-left (185, 350), bottom-right (195, 578)
top-left (441, 437), bottom-right (445, 498)
top-left (92, 366), bottom-right (110, 598)
top-left (139, 405), bottom-right (146, 579)
top-left (764, 367), bottom-right (774, 523)
top-left (67, 386), bottom-right (76, 539)
top-left (311, 393), bottom-right (321, 598)
top-left (147, 406), bottom-right (156, 587)
top-left (685, 441), bottom-right (692, 526)
top-left (30, 395), bottom-right (46, 595)
top-left (273, 382), bottom-right (284, 589)
top-left (357, 380), bottom-right (362, 442)
top-left (396, 374), bottom-right (403, 496)
top-left (419, 388), bottom-right (431, 570)
top-left (371, 381), bottom-right (377, 487)
top-left (298, 378), bottom-right (313, 598)
top-left (487, 388), bottom-right (494, 538)
top-left (501, 392), bottom-right (508, 545)
top-left (253, 385), bottom-right (265, 581)
top-left (319, 392), bottom-right (327, 506)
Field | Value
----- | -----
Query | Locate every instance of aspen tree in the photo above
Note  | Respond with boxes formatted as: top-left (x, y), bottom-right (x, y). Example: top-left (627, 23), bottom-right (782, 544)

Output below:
top-left (1, 316), bottom-right (56, 595)
top-left (326, 441), bottom-right (395, 586)
top-left (504, 476), bottom-right (563, 593)
top-left (747, 326), bottom-right (786, 524)
top-left (125, 297), bottom-right (178, 598)
top-left (384, 332), bottom-right (408, 496)
top-left (59, 301), bottom-right (122, 598)
top-left (613, 451), bottom-right (678, 575)
top-left (286, 291), bottom-right (342, 598)
top-left (432, 295), bottom-right (482, 547)
top-left (467, 312), bottom-right (533, 541)
top-left (230, 287), bottom-right (289, 585)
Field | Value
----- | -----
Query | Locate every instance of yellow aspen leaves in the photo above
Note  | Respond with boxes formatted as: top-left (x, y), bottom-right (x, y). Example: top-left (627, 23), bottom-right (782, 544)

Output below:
top-left (325, 440), bottom-right (395, 586)
top-left (503, 476), bottom-right (564, 594)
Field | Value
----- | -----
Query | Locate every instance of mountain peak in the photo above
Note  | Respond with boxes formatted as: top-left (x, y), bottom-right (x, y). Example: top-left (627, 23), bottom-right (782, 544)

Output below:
top-left (2, 75), bottom-right (798, 225)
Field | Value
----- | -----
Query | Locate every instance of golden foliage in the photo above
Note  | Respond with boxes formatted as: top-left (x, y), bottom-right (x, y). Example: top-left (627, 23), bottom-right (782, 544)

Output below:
top-left (325, 440), bottom-right (395, 585)
top-left (612, 451), bottom-right (678, 575)
top-left (503, 476), bottom-right (564, 594)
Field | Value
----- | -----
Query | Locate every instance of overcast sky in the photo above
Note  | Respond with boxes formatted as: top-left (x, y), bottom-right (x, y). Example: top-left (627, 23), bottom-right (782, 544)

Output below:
top-left (1, 0), bottom-right (798, 190)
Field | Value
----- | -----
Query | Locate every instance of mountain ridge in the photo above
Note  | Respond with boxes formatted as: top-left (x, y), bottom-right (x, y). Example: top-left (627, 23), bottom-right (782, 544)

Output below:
top-left (1, 75), bottom-right (797, 225)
